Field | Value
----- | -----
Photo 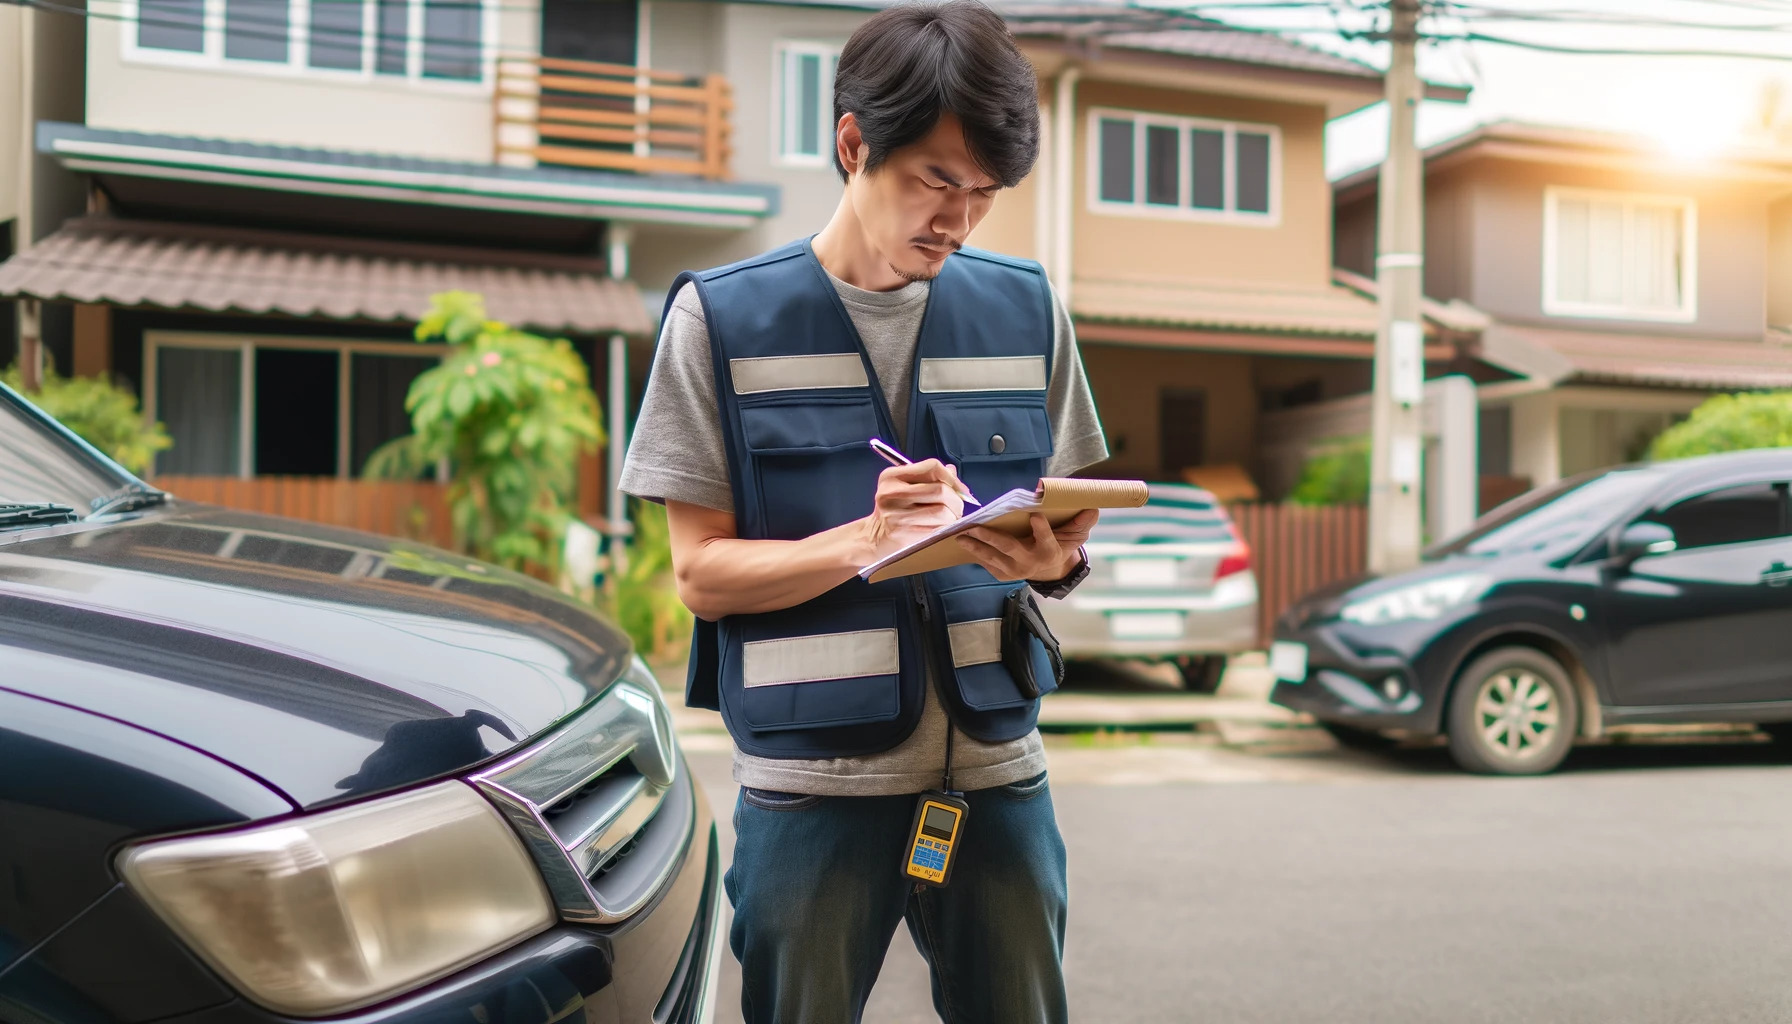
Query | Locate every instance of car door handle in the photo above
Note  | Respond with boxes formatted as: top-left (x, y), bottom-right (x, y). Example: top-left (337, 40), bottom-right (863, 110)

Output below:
top-left (1761, 561), bottom-right (1792, 587)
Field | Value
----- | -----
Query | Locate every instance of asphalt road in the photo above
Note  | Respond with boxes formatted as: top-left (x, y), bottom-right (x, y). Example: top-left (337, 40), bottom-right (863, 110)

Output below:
top-left (688, 735), bottom-right (1792, 1024)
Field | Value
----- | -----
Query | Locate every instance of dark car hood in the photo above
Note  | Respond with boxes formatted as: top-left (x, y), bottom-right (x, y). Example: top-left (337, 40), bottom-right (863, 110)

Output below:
top-left (0, 503), bottom-right (632, 810)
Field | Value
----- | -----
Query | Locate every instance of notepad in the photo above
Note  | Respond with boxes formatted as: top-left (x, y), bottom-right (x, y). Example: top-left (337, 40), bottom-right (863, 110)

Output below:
top-left (859, 477), bottom-right (1149, 583)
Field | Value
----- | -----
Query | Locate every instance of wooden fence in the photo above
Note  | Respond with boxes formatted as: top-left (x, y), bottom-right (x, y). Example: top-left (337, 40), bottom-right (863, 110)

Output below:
top-left (153, 476), bottom-right (456, 550)
top-left (1227, 502), bottom-right (1369, 645)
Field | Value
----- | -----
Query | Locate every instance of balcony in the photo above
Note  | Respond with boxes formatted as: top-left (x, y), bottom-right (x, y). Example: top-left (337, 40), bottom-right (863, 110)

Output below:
top-left (494, 56), bottom-right (736, 181)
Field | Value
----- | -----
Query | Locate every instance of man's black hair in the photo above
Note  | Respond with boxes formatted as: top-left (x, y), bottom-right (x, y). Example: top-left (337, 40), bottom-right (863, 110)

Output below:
top-left (833, 0), bottom-right (1040, 188)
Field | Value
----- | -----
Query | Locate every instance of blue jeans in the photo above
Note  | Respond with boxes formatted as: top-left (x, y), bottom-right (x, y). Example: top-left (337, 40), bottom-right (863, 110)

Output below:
top-left (725, 772), bottom-right (1069, 1024)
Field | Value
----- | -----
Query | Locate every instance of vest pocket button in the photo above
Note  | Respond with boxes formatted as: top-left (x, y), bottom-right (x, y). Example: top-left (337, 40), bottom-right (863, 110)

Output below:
top-left (989, 434), bottom-right (1006, 454)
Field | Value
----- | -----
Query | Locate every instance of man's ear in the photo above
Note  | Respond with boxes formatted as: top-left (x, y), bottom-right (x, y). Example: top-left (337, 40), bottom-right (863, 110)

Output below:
top-left (836, 112), bottom-right (867, 178)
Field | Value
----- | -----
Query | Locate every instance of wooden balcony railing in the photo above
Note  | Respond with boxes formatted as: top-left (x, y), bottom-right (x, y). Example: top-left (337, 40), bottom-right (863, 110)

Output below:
top-left (493, 55), bottom-right (734, 180)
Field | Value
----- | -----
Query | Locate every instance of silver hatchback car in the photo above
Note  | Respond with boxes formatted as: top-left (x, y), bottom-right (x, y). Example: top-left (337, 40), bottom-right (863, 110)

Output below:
top-left (1042, 484), bottom-right (1260, 692)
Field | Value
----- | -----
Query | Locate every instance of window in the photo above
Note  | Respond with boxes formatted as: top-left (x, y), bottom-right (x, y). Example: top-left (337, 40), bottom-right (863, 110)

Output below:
top-left (146, 335), bottom-right (444, 479)
top-left (777, 42), bottom-right (840, 166)
top-left (1545, 187), bottom-right (1696, 322)
top-left (1090, 109), bottom-right (1279, 224)
top-left (1159, 388), bottom-right (1207, 478)
top-left (127, 0), bottom-right (489, 84)
top-left (1644, 483), bottom-right (1789, 551)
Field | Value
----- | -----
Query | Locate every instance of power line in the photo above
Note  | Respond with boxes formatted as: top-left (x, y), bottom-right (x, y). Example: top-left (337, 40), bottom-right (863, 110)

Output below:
top-left (1451, 28), bottom-right (1792, 60)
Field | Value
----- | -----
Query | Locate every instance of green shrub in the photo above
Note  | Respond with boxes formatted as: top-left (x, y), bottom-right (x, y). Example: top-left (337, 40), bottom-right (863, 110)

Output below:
top-left (1289, 435), bottom-right (1370, 505)
top-left (602, 499), bottom-right (693, 662)
top-left (1648, 391), bottom-right (1792, 460)
top-left (364, 291), bottom-right (603, 575)
top-left (3, 362), bottom-right (171, 475)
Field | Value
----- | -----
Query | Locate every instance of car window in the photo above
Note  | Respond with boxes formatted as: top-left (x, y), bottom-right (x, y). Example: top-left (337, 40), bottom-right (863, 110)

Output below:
top-left (1642, 482), bottom-right (1790, 551)
top-left (1090, 484), bottom-right (1233, 544)
top-left (0, 386), bottom-right (135, 512)
top-left (1426, 467), bottom-right (1664, 559)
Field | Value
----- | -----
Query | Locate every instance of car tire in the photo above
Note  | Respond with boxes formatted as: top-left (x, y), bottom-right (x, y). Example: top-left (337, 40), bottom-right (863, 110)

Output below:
top-left (1174, 655), bottom-right (1226, 694)
top-left (1320, 722), bottom-right (1396, 750)
top-left (1445, 647), bottom-right (1579, 776)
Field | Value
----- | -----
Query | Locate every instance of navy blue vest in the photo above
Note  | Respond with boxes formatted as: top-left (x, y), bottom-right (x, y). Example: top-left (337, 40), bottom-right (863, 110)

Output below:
top-left (669, 238), bottom-right (1062, 760)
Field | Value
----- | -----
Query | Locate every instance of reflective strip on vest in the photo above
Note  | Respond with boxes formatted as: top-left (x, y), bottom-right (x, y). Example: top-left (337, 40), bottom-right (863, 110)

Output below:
top-left (741, 628), bottom-right (900, 687)
top-left (730, 353), bottom-right (869, 395)
top-left (917, 356), bottom-right (1047, 393)
top-left (947, 618), bottom-right (1003, 668)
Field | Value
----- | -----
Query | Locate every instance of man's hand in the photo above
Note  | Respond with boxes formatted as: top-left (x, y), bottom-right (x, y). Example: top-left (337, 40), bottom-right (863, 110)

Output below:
top-left (862, 459), bottom-right (967, 558)
top-left (956, 509), bottom-right (1099, 583)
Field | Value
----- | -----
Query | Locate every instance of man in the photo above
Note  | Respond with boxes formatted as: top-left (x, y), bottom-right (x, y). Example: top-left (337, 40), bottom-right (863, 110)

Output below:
top-left (620, 2), bottom-right (1107, 1020)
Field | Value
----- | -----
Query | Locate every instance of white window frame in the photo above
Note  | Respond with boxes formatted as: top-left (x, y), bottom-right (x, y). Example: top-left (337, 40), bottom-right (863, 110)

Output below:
top-left (773, 40), bottom-right (841, 169)
top-left (120, 0), bottom-right (496, 92)
top-left (1086, 107), bottom-right (1281, 227)
top-left (1542, 185), bottom-right (1698, 323)
top-left (143, 331), bottom-right (448, 480)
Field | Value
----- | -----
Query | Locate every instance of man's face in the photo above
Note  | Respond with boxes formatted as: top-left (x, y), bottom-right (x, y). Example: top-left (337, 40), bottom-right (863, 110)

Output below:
top-left (844, 113), bottom-right (1000, 283)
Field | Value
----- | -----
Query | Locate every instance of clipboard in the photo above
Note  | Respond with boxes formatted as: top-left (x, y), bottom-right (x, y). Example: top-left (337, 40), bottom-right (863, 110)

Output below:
top-left (859, 477), bottom-right (1149, 583)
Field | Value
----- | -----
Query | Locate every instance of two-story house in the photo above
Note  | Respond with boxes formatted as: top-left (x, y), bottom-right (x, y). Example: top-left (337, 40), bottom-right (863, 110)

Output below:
top-left (0, 0), bottom-right (782, 530)
top-left (627, 2), bottom-right (1469, 496)
top-left (1335, 120), bottom-right (1792, 492)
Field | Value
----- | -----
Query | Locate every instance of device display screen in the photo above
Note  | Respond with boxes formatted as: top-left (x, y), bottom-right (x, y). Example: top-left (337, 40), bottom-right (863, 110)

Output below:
top-left (921, 806), bottom-right (957, 841)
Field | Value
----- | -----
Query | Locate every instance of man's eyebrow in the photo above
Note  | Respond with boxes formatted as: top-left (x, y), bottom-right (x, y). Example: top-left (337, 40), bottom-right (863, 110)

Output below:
top-left (926, 165), bottom-right (965, 189)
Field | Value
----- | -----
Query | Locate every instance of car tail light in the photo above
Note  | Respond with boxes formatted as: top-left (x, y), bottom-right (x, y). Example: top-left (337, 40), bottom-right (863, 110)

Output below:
top-left (1216, 526), bottom-right (1252, 580)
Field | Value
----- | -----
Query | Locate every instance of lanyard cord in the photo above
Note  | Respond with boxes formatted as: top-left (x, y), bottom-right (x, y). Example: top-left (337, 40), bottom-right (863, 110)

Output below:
top-left (943, 720), bottom-right (956, 794)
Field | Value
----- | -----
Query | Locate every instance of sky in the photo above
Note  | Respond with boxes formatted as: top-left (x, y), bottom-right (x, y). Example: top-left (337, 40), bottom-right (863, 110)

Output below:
top-left (1165, 0), bottom-right (1792, 179)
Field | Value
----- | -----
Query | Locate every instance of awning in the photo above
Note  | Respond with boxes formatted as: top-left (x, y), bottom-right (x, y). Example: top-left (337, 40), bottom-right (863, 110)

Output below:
top-left (0, 216), bottom-right (653, 336)
top-left (1482, 323), bottom-right (1792, 391)
top-left (1074, 276), bottom-right (1386, 338)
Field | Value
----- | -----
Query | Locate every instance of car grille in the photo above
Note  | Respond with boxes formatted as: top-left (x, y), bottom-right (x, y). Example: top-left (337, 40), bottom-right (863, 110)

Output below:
top-left (470, 678), bottom-right (693, 924)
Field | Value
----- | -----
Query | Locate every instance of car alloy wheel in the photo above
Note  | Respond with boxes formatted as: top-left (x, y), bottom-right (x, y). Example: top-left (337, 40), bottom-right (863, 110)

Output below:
top-left (1445, 646), bottom-right (1578, 775)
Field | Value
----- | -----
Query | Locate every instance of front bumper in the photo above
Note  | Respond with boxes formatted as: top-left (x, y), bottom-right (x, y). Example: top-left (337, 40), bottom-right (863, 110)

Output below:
top-left (1268, 624), bottom-right (1442, 734)
top-left (146, 789), bottom-right (724, 1024)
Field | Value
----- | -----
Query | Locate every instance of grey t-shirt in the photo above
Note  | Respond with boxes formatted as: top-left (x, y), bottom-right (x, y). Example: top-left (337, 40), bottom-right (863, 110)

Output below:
top-left (620, 267), bottom-right (1108, 797)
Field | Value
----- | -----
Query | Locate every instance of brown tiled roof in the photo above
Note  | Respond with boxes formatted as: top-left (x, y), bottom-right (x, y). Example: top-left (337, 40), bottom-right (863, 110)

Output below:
top-left (1485, 323), bottom-right (1792, 390)
top-left (1072, 275), bottom-right (1385, 338)
top-left (0, 217), bottom-right (651, 336)
top-left (999, 3), bottom-right (1380, 79)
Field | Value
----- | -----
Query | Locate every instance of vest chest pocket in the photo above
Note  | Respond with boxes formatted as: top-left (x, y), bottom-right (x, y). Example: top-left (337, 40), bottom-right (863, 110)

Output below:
top-left (724, 598), bottom-right (908, 731)
top-left (738, 396), bottom-right (883, 540)
top-left (928, 399), bottom-right (1053, 500)
top-left (936, 580), bottom-right (1061, 711)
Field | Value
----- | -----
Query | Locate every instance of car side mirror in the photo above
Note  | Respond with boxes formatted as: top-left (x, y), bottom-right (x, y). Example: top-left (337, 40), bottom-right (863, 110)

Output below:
top-left (1612, 522), bottom-right (1677, 567)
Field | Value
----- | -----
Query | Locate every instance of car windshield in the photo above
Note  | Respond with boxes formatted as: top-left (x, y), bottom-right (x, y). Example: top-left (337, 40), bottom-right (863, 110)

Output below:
top-left (1090, 484), bottom-right (1235, 544)
top-left (1424, 466), bottom-right (1666, 560)
top-left (0, 384), bottom-right (138, 515)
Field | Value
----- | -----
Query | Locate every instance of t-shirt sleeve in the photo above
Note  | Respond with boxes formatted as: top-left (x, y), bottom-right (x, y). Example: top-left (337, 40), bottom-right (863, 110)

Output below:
top-left (1042, 282), bottom-right (1110, 478)
top-left (617, 282), bottom-right (737, 513)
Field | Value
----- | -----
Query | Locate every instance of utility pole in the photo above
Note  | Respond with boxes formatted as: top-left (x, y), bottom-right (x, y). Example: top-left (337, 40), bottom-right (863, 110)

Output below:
top-left (1369, 0), bottom-right (1426, 573)
top-left (16, 3), bottom-right (42, 391)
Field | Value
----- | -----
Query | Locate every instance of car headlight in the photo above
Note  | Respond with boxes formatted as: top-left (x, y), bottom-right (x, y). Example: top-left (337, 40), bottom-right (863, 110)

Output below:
top-left (119, 780), bottom-right (554, 1016)
top-left (1339, 574), bottom-right (1492, 626)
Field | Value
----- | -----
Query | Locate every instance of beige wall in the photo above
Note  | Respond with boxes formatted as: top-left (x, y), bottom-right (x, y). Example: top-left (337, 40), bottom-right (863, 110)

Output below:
top-left (0, 7), bottom-right (21, 229)
top-left (1068, 81), bottom-right (1332, 290)
top-left (1768, 194), bottom-right (1792, 329)
top-left (85, 2), bottom-right (537, 161)
top-left (1078, 344), bottom-right (1257, 481)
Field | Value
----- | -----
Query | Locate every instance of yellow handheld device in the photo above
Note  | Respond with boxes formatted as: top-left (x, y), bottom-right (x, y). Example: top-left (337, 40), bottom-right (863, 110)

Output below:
top-left (903, 792), bottom-right (969, 887)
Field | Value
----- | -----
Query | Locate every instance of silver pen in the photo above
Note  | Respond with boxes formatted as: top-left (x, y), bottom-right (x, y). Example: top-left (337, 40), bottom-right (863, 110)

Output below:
top-left (867, 437), bottom-right (982, 506)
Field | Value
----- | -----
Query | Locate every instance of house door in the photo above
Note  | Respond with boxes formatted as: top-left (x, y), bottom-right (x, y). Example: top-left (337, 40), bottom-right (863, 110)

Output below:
top-left (1160, 388), bottom-right (1206, 481)
top-left (540, 0), bottom-right (637, 64)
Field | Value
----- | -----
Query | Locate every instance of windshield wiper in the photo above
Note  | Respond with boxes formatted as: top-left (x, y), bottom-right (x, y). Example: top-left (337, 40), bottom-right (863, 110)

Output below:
top-left (0, 503), bottom-right (81, 529)
top-left (88, 482), bottom-right (170, 518)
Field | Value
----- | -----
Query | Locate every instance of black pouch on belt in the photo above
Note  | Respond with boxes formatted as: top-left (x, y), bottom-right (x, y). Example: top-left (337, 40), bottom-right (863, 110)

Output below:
top-left (1001, 586), bottom-right (1066, 700)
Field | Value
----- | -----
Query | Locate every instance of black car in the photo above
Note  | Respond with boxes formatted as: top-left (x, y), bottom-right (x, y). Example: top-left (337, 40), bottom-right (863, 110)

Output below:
top-left (0, 382), bottom-right (723, 1022)
top-left (1270, 448), bottom-right (1792, 775)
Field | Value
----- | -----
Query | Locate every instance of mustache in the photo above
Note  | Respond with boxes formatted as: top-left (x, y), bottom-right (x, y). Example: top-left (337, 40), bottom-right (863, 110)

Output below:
top-left (911, 236), bottom-right (962, 252)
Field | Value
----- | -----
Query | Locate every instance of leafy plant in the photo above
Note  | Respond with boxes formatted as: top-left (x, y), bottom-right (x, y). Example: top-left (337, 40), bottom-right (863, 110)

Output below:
top-left (601, 498), bottom-right (694, 661)
top-left (1289, 435), bottom-right (1370, 506)
top-left (1648, 391), bottom-right (1792, 460)
top-left (3, 361), bottom-right (171, 475)
top-left (364, 292), bottom-right (603, 574)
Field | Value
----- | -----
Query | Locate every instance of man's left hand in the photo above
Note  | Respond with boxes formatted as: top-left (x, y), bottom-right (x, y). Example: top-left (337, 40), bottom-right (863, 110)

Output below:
top-left (955, 509), bottom-right (1099, 583)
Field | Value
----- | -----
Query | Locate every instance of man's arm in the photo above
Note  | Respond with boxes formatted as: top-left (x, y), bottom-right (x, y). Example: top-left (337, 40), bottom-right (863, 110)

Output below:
top-left (667, 459), bottom-right (969, 621)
